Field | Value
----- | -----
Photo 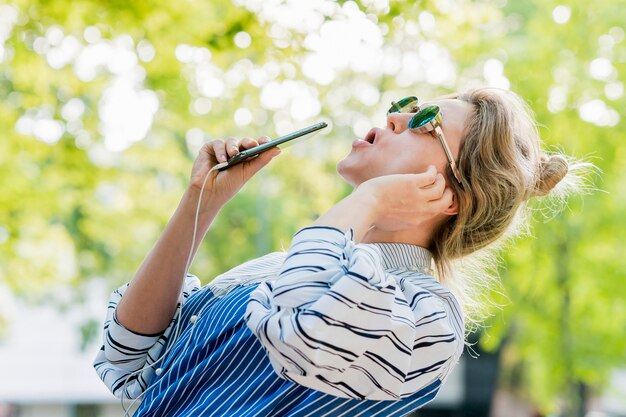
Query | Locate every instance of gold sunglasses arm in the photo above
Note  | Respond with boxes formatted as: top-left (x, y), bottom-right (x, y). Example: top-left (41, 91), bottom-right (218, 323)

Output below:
top-left (433, 125), bottom-right (462, 183)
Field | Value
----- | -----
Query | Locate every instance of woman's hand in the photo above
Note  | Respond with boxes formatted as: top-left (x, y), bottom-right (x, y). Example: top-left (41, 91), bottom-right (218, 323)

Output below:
top-left (189, 136), bottom-right (281, 207)
top-left (356, 165), bottom-right (454, 232)
top-left (116, 136), bottom-right (280, 335)
top-left (312, 165), bottom-right (455, 242)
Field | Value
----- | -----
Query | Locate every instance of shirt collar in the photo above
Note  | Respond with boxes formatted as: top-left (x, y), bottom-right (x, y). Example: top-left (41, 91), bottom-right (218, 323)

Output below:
top-left (370, 242), bottom-right (434, 274)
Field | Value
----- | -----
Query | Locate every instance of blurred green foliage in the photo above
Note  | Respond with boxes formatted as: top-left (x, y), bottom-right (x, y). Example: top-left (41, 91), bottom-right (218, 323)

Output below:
top-left (0, 0), bottom-right (624, 414)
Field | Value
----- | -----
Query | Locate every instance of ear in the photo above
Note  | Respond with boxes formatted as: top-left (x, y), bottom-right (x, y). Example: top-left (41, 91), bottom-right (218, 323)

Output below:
top-left (442, 191), bottom-right (459, 216)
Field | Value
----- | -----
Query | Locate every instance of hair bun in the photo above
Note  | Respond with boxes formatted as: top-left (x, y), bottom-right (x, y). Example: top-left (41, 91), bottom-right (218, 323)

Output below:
top-left (534, 154), bottom-right (568, 197)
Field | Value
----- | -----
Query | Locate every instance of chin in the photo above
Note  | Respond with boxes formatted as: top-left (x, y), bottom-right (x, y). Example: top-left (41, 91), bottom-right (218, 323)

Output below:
top-left (336, 159), bottom-right (354, 186)
top-left (337, 157), bottom-right (368, 188)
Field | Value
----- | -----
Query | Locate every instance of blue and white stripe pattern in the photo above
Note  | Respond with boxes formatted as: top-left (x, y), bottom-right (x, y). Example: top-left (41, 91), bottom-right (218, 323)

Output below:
top-left (94, 226), bottom-right (464, 416)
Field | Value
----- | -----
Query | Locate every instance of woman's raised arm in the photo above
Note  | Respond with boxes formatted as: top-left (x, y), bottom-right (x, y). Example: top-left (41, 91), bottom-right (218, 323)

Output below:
top-left (115, 136), bottom-right (281, 335)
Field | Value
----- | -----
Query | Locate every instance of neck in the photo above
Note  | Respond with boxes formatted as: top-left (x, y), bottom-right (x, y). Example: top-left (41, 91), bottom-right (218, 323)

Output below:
top-left (361, 217), bottom-right (442, 248)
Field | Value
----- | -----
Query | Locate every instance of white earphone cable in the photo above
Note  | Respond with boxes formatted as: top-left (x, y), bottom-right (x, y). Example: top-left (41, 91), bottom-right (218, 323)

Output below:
top-left (120, 161), bottom-right (227, 416)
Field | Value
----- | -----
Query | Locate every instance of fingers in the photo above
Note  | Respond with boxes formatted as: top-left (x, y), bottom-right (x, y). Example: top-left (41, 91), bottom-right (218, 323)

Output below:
top-left (413, 169), bottom-right (455, 213)
top-left (422, 172), bottom-right (446, 201)
top-left (211, 140), bottom-right (228, 162)
top-left (209, 135), bottom-right (279, 178)
top-left (442, 187), bottom-right (454, 206)
top-left (421, 172), bottom-right (455, 215)
top-left (243, 146), bottom-right (281, 178)
top-left (414, 165), bottom-right (438, 187)
top-left (432, 187), bottom-right (454, 211)
top-left (246, 137), bottom-right (279, 163)
top-left (210, 137), bottom-right (265, 163)
top-left (224, 138), bottom-right (241, 158)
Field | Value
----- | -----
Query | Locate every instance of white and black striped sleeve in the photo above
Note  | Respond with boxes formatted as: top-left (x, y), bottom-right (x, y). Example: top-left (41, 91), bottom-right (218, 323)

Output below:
top-left (245, 226), bottom-right (463, 401)
top-left (93, 274), bottom-right (201, 399)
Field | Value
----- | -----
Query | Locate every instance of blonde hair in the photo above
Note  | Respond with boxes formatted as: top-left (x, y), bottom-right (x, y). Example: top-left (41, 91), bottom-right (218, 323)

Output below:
top-left (431, 88), bottom-right (595, 328)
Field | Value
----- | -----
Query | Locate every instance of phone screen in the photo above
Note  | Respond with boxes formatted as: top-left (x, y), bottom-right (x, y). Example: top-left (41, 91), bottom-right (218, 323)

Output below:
top-left (218, 121), bottom-right (328, 170)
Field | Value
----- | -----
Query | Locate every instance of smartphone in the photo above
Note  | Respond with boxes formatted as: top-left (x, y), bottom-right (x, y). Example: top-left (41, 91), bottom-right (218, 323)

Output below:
top-left (217, 121), bottom-right (328, 170)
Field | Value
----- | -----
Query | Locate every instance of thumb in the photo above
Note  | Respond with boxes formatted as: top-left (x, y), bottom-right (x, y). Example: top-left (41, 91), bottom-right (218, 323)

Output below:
top-left (243, 147), bottom-right (281, 178)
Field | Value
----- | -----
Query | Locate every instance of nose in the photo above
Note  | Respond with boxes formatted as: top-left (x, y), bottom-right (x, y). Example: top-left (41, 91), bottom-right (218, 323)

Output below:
top-left (386, 112), bottom-right (410, 134)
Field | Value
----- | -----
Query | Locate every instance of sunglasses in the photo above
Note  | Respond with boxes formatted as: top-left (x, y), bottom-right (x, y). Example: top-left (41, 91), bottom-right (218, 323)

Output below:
top-left (387, 96), bottom-right (462, 184)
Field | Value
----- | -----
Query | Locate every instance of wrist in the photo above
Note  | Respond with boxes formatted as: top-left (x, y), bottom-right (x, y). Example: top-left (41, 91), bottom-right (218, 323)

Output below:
top-left (349, 187), bottom-right (379, 218)
top-left (351, 184), bottom-right (380, 222)
top-left (313, 190), bottom-right (377, 243)
top-left (181, 186), bottom-right (222, 223)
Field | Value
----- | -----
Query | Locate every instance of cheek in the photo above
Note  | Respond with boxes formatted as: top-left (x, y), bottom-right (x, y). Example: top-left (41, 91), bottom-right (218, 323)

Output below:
top-left (381, 141), bottom-right (442, 175)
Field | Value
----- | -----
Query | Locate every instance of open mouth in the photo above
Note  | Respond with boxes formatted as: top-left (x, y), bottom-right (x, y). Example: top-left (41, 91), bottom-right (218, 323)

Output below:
top-left (364, 128), bottom-right (377, 144)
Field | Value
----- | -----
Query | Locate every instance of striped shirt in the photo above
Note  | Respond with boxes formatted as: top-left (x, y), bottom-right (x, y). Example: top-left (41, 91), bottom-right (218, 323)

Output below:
top-left (93, 226), bottom-right (464, 416)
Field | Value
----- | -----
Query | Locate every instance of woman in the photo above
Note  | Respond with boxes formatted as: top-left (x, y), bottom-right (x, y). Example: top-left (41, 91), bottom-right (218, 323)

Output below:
top-left (94, 88), bottom-right (586, 416)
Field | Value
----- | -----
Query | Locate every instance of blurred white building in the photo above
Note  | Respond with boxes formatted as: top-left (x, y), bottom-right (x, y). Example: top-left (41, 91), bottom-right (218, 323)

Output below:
top-left (0, 297), bottom-right (124, 417)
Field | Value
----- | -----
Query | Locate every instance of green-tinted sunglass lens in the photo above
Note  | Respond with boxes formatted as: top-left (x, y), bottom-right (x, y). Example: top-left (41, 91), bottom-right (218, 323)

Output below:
top-left (388, 96), bottom-right (418, 114)
top-left (409, 105), bottom-right (440, 129)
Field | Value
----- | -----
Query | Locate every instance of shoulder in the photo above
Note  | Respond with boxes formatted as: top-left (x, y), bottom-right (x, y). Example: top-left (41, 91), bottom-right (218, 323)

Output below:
top-left (394, 271), bottom-right (465, 343)
top-left (221, 252), bottom-right (287, 276)
top-left (208, 252), bottom-right (287, 295)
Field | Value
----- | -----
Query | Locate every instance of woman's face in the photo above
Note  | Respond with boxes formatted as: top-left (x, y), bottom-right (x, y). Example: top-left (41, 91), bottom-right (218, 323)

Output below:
top-left (337, 98), bottom-right (472, 186)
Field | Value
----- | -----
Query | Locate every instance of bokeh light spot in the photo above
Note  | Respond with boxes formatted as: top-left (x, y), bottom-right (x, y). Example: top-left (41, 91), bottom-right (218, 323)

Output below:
top-left (552, 6), bottom-right (571, 24)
